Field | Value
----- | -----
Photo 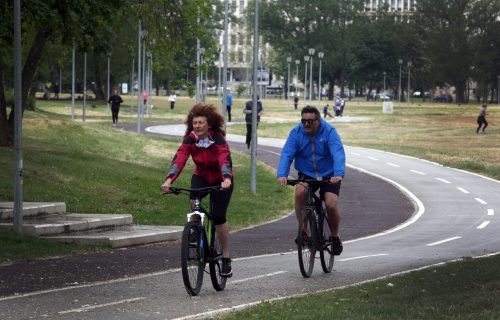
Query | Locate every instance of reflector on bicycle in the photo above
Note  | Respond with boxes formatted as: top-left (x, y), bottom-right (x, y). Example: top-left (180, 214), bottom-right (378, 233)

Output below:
top-left (187, 211), bottom-right (205, 223)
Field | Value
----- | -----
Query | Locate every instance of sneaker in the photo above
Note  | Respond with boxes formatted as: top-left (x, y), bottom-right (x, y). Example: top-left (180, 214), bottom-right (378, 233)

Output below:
top-left (221, 257), bottom-right (232, 277)
top-left (330, 236), bottom-right (343, 255)
top-left (294, 231), bottom-right (311, 246)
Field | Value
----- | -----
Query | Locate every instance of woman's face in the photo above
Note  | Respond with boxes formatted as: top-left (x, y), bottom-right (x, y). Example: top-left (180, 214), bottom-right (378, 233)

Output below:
top-left (192, 116), bottom-right (209, 139)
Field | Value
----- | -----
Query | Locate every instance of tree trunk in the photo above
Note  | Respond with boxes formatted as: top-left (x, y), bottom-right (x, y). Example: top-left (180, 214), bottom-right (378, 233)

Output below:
top-left (93, 54), bottom-right (105, 100)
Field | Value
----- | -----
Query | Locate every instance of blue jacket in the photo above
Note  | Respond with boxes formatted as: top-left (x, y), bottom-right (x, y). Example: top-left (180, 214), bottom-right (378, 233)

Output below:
top-left (277, 118), bottom-right (346, 178)
top-left (226, 93), bottom-right (233, 107)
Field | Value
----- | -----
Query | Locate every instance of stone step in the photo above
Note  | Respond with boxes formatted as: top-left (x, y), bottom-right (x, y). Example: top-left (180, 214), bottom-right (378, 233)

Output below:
top-left (41, 225), bottom-right (184, 248)
top-left (0, 213), bottom-right (134, 236)
top-left (0, 202), bottom-right (66, 220)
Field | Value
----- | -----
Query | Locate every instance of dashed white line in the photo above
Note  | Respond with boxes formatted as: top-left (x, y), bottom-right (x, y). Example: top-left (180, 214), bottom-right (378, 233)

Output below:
top-left (488, 209), bottom-right (494, 216)
top-left (457, 187), bottom-right (470, 194)
top-left (351, 152), bottom-right (361, 156)
top-left (426, 236), bottom-right (462, 246)
top-left (339, 253), bottom-right (388, 262)
top-left (436, 178), bottom-right (451, 184)
top-left (367, 156), bottom-right (379, 161)
top-left (475, 198), bottom-right (487, 205)
top-left (386, 162), bottom-right (400, 167)
top-left (410, 170), bottom-right (426, 175)
top-left (231, 271), bottom-right (287, 284)
top-left (477, 221), bottom-right (490, 229)
top-left (55, 297), bottom-right (145, 315)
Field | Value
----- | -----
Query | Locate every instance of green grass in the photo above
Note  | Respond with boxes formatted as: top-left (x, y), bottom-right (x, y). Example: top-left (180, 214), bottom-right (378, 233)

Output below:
top-left (220, 254), bottom-right (500, 320)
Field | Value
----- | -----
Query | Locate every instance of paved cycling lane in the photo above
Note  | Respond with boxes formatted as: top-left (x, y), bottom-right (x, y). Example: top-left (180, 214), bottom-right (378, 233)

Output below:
top-left (1, 124), bottom-right (498, 320)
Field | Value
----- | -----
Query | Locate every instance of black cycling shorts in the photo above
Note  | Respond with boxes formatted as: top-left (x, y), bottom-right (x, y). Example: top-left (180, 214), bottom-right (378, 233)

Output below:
top-left (190, 174), bottom-right (233, 225)
top-left (298, 172), bottom-right (341, 198)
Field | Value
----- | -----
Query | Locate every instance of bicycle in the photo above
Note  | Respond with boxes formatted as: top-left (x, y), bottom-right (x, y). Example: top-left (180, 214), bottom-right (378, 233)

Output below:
top-left (165, 185), bottom-right (227, 296)
top-left (287, 178), bottom-right (335, 278)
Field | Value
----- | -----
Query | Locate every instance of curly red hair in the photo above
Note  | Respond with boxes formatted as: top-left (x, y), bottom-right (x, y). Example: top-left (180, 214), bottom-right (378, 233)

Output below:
top-left (185, 103), bottom-right (225, 136)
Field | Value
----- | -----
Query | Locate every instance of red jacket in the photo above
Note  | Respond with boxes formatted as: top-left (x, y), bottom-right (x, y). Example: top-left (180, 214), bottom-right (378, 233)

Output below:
top-left (167, 130), bottom-right (233, 184)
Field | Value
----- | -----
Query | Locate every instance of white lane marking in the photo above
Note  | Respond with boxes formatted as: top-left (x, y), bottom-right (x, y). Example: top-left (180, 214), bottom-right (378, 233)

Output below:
top-left (488, 209), bottom-right (494, 216)
top-left (55, 297), bottom-right (145, 315)
top-left (475, 198), bottom-right (487, 204)
top-left (260, 148), bottom-right (281, 156)
top-left (339, 253), bottom-right (388, 262)
top-left (351, 152), bottom-right (361, 156)
top-left (386, 162), bottom-right (400, 167)
top-left (436, 178), bottom-right (451, 184)
top-left (457, 187), bottom-right (470, 194)
top-left (346, 164), bottom-right (425, 242)
top-left (477, 221), bottom-right (490, 229)
top-left (426, 236), bottom-right (462, 246)
top-left (231, 271), bottom-right (287, 284)
top-left (410, 169), bottom-right (426, 175)
top-left (367, 156), bottom-right (379, 161)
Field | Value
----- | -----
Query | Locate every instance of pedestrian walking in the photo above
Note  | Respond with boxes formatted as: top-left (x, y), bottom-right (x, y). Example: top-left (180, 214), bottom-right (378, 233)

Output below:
top-left (226, 88), bottom-right (233, 122)
top-left (108, 89), bottom-right (123, 126)
top-left (169, 91), bottom-right (176, 110)
top-left (476, 104), bottom-right (489, 134)
top-left (243, 96), bottom-right (264, 149)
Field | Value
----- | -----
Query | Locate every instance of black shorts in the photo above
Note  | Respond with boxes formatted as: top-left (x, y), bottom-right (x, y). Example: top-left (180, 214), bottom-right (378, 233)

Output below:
top-left (190, 174), bottom-right (233, 225)
top-left (298, 172), bottom-right (341, 198)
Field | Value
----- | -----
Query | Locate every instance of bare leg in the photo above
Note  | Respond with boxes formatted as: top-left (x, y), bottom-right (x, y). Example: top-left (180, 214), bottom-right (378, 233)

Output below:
top-left (323, 192), bottom-right (340, 236)
top-left (295, 184), bottom-right (308, 227)
top-left (215, 222), bottom-right (230, 257)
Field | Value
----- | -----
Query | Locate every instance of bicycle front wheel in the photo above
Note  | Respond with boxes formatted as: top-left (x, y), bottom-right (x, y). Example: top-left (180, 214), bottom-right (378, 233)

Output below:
top-left (181, 222), bottom-right (205, 296)
top-left (319, 209), bottom-right (334, 273)
top-left (297, 208), bottom-right (316, 278)
top-left (209, 235), bottom-right (227, 291)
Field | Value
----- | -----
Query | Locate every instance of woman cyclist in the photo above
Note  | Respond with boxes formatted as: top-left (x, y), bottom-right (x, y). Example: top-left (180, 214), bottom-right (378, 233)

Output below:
top-left (161, 103), bottom-right (234, 277)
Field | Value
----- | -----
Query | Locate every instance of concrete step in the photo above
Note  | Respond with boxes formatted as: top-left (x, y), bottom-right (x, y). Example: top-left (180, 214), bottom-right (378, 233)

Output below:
top-left (0, 202), bottom-right (66, 219)
top-left (41, 225), bottom-right (184, 248)
top-left (0, 213), bottom-right (134, 236)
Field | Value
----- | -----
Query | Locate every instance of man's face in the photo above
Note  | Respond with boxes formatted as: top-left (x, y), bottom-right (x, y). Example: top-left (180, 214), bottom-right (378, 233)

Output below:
top-left (301, 112), bottom-right (320, 136)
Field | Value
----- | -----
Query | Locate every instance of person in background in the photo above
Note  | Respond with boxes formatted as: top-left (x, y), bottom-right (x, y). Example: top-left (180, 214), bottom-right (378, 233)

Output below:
top-left (108, 89), bottom-right (123, 126)
top-left (323, 103), bottom-right (333, 118)
top-left (293, 94), bottom-right (299, 110)
top-left (243, 95), bottom-right (264, 149)
top-left (225, 88), bottom-right (233, 122)
top-left (161, 103), bottom-right (234, 277)
top-left (476, 104), bottom-right (489, 134)
top-left (169, 91), bottom-right (177, 110)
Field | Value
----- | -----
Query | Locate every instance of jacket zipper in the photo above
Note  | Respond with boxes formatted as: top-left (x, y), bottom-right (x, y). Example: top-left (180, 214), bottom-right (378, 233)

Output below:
top-left (310, 136), bottom-right (319, 179)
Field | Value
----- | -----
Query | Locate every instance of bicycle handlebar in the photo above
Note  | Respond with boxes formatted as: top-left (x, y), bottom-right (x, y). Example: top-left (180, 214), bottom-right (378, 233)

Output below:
top-left (162, 185), bottom-right (221, 195)
top-left (286, 177), bottom-right (334, 186)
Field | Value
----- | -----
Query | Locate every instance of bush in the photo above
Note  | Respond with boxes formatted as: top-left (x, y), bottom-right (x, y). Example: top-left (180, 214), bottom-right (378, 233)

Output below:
top-left (5, 90), bottom-right (36, 111)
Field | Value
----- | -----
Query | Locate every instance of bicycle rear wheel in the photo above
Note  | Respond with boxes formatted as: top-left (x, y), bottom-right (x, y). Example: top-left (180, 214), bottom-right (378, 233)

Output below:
top-left (319, 208), bottom-right (334, 273)
top-left (297, 208), bottom-right (316, 278)
top-left (181, 222), bottom-right (205, 296)
top-left (209, 234), bottom-right (227, 291)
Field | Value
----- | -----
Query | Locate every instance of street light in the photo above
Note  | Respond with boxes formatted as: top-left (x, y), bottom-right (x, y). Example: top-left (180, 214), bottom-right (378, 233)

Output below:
top-left (407, 61), bottom-right (412, 107)
top-left (318, 52), bottom-right (324, 107)
top-left (287, 56), bottom-right (292, 109)
top-left (398, 59), bottom-right (403, 104)
top-left (308, 48), bottom-right (315, 103)
top-left (383, 71), bottom-right (386, 94)
top-left (304, 55), bottom-right (309, 104)
top-left (295, 59), bottom-right (300, 97)
top-left (199, 47), bottom-right (205, 102)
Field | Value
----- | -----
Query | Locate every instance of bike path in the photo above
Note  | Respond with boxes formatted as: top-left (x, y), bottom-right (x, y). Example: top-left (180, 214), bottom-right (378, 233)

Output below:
top-left (0, 123), bottom-right (413, 298)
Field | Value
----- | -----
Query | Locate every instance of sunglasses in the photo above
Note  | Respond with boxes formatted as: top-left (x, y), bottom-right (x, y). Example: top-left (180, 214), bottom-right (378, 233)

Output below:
top-left (301, 118), bottom-right (318, 125)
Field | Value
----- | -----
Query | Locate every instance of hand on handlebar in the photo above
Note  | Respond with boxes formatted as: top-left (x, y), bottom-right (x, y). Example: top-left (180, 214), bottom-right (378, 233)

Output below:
top-left (278, 177), bottom-right (288, 186)
top-left (221, 177), bottom-right (232, 190)
top-left (161, 178), bottom-right (173, 193)
top-left (329, 176), bottom-right (343, 184)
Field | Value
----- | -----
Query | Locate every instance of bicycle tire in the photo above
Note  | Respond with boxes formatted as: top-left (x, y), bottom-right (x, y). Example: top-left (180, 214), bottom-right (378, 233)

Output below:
top-left (181, 222), bottom-right (205, 296)
top-left (209, 234), bottom-right (227, 291)
top-left (297, 208), bottom-right (316, 278)
top-left (319, 205), bottom-right (334, 273)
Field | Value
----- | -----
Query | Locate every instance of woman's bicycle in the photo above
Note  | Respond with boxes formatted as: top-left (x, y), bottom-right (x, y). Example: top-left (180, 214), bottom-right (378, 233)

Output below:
top-left (165, 185), bottom-right (227, 296)
top-left (287, 178), bottom-right (335, 278)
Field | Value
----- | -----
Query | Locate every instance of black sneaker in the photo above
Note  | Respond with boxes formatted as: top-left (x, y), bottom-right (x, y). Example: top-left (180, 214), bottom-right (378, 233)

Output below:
top-left (330, 236), bottom-right (343, 255)
top-left (221, 257), bottom-right (232, 277)
top-left (294, 231), bottom-right (311, 246)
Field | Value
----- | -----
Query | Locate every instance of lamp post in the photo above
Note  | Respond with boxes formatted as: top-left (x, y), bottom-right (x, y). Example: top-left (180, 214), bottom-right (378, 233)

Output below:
top-left (308, 48), bottom-right (315, 103)
top-left (287, 56), bottom-right (292, 109)
top-left (383, 71), bottom-right (386, 94)
top-left (295, 59), bottom-right (300, 98)
top-left (318, 52), bottom-right (324, 107)
top-left (407, 61), bottom-right (412, 107)
top-left (398, 59), bottom-right (403, 104)
top-left (199, 47), bottom-right (205, 102)
top-left (304, 55), bottom-right (309, 104)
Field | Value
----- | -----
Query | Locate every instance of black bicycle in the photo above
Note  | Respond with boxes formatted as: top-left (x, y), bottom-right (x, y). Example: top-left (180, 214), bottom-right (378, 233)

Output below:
top-left (287, 178), bottom-right (335, 278)
top-left (165, 185), bottom-right (227, 296)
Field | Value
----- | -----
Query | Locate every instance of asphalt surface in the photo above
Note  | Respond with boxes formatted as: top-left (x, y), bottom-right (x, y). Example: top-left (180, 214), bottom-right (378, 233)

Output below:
top-left (0, 124), bottom-right (413, 298)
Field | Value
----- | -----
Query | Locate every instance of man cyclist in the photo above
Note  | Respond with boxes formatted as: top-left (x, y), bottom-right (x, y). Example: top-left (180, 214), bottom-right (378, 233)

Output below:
top-left (277, 105), bottom-right (346, 255)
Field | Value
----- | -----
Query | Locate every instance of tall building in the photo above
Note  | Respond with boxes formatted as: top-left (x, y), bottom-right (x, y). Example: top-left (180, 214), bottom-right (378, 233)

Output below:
top-left (364, 0), bottom-right (417, 13)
